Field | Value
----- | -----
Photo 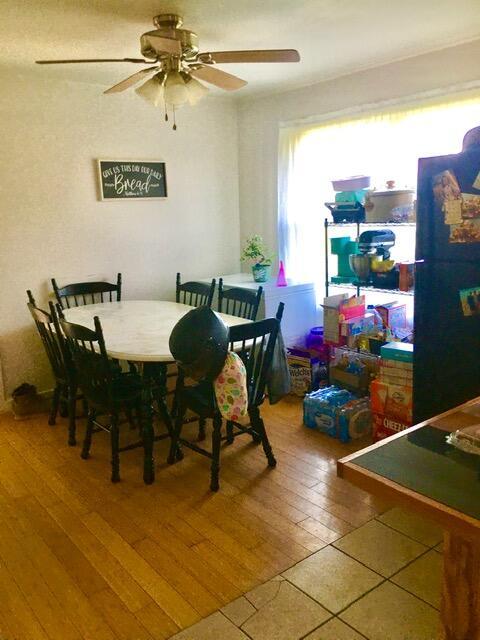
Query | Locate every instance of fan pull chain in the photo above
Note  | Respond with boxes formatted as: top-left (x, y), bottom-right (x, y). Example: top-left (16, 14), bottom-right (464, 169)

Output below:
top-left (164, 94), bottom-right (168, 121)
top-left (172, 106), bottom-right (177, 131)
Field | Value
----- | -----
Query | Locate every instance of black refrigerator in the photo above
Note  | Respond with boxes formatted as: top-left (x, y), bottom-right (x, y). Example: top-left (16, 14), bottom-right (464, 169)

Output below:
top-left (414, 147), bottom-right (480, 423)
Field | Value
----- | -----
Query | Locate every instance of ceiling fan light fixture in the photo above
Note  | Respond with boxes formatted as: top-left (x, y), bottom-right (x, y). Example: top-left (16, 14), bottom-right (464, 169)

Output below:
top-left (181, 73), bottom-right (210, 105)
top-left (164, 71), bottom-right (189, 107)
top-left (135, 73), bottom-right (165, 106)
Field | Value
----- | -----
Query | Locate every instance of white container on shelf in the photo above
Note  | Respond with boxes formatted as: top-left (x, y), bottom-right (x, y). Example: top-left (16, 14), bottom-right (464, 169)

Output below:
top-left (365, 183), bottom-right (415, 223)
top-left (331, 175), bottom-right (371, 191)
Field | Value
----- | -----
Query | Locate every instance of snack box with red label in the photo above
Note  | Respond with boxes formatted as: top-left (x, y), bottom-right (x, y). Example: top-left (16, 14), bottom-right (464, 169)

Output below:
top-left (370, 378), bottom-right (413, 423)
top-left (373, 412), bottom-right (412, 441)
top-left (375, 302), bottom-right (407, 330)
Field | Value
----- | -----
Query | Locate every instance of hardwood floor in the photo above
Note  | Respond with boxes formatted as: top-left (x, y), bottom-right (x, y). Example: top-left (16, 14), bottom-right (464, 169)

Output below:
top-left (0, 397), bottom-right (389, 639)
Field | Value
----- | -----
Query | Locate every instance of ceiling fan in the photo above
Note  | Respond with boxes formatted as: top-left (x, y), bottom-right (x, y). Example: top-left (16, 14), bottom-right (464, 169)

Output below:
top-left (36, 13), bottom-right (301, 128)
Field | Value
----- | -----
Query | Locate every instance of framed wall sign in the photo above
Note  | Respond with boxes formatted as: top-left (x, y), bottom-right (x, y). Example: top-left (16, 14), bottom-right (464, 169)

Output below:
top-left (97, 160), bottom-right (167, 200)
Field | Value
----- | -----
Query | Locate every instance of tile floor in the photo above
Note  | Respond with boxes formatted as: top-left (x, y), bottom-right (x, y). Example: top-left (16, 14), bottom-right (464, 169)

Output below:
top-left (169, 508), bottom-right (444, 639)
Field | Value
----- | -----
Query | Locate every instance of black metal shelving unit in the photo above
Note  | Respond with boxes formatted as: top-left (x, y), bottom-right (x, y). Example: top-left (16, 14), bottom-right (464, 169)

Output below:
top-left (324, 218), bottom-right (416, 297)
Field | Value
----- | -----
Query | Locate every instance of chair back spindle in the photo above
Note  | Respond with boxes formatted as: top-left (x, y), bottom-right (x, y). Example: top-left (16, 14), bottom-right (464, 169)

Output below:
top-left (26, 292), bottom-right (72, 383)
top-left (229, 316), bottom-right (280, 408)
top-left (59, 316), bottom-right (113, 407)
top-left (218, 278), bottom-right (263, 320)
top-left (52, 273), bottom-right (122, 309)
top-left (176, 273), bottom-right (215, 308)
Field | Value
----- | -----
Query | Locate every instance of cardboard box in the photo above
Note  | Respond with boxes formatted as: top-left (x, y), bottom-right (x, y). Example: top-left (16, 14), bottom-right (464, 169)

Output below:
top-left (323, 294), bottom-right (365, 345)
top-left (379, 362), bottom-right (413, 383)
top-left (329, 366), bottom-right (370, 394)
top-left (287, 349), bottom-right (321, 396)
top-left (370, 379), bottom-right (413, 422)
top-left (399, 262), bottom-right (415, 292)
top-left (373, 412), bottom-right (411, 441)
top-left (380, 342), bottom-right (414, 363)
top-left (380, 358), bottom-right (413, 371)
top-left (379, 370), bottom-right (413, 386)
top-left (340, 312), bottom-right (375, 338)
top-left (375, 302), bottom-right (406, 330)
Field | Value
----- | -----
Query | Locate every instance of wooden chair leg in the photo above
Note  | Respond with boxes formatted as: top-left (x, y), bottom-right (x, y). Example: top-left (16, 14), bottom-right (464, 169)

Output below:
top-left (59, 396), bottom-right (69, 418)
top-left (81, 409), bottom-right (95, 459)
top-left (210, 413), bottom-right (223, 492)
top-left (110, 414), bottom-right (121, 483)
top-left (250, 407), bottom-right (276, 467)
top-left (198, 418), bottom-right (207, 441)
top-left (167, 401), bottom-right (185, 465)
top-left (67, 384), bottom-right (77, 446)
top-left (226, 420), bottom-right (234, 444)
top-left (140, 399), bottom-right (155, 485)
top-left (48, 385), bottom-right (61, 426)
top-left (125, 406), bottom-right (136, 430)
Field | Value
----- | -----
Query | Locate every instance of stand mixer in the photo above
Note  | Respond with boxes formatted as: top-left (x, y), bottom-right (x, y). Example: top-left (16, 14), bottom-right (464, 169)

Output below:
top-left (349, 229), bottom-right (396, 286)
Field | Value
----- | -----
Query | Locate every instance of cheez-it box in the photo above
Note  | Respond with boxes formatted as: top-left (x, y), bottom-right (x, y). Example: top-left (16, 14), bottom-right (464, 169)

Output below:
top-left (373, 412), bottom-right (411, 441)
top-left (370, 379), bottom-right (413, 423)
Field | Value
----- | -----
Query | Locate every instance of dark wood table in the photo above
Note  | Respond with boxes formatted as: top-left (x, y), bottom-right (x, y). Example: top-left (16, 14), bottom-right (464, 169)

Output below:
top-left (338, 397), bottom-right (480, 640)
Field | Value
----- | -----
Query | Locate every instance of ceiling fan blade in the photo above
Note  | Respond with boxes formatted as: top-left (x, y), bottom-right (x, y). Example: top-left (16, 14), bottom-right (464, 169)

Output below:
top-left (142, 33), bottom-right (182, 56)
top-left (189, 65), bottom-right (247, 91)
top-left (104, 66), bottom-right (160, 94)
top-left (36, 58), bottom-right (150, 64)
top-left (199, 49), bottom-right (300, 64)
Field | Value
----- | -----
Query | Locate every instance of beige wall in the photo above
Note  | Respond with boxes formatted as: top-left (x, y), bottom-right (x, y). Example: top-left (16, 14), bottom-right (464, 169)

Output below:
top-left (0, 70), bottom-right (240, 407)
top-left (237, 39), bottom-right (480, 253)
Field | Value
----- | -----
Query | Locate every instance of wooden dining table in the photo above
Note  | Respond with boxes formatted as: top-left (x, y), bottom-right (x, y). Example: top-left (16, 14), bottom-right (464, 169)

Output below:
top-left (63, 300), bottom-right (251, 482)
top-left (338, 398), bottom-right (480, 640)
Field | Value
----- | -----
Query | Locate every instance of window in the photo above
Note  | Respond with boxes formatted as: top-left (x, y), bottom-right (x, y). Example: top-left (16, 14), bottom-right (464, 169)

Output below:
top-left (278, 93), bottom-right (480, 295)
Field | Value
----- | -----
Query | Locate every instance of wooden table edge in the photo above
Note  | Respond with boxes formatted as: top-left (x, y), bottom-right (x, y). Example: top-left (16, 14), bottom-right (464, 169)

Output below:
top-left (338, 396), bottom-right (480, 542)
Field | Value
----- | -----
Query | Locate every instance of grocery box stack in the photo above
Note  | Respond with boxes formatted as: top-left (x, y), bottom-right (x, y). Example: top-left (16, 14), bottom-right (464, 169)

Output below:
top-left (303, 386), bottom-right (372, 443)
top-left (287, 327), bottom-right (330, 396)
top-left (370, 342), bottom-right (414, 441)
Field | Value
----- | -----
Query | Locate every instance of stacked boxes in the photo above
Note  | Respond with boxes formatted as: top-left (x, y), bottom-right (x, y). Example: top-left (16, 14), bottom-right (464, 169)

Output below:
top-left (370, 342), bottom-right (413, 441)
top-left (323, 294), bottom-right (365, 346)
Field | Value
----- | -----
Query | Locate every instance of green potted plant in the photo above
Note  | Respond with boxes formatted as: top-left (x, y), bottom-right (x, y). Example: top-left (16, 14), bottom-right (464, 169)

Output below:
top-left (241, 235), bottom-right (273, 283)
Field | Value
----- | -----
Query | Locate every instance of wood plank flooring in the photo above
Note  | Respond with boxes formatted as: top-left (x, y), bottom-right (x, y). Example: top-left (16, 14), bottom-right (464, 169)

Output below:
top-left (0, 397), bottom-right (389, 639)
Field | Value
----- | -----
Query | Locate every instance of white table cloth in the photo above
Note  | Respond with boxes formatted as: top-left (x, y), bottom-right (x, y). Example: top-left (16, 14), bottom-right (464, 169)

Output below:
top-left (62, 300), bottom-right (250, 362)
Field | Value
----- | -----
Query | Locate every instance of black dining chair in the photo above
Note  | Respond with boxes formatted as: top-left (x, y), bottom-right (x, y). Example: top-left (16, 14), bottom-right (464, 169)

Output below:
top-left (172, 273), bottom-right (216, 435)
top-left (59, 313), bottom-right (160, 484)
top-left (26, 292), bottom-right (81, 445)
top-left (167, 305), bottom-right (283, 491)
top-left (218, 278), bottom-right (263, 320)
top-left (176, 273), bottom-right (215, 308)
top-left (52, 273), bottom-right (122, 309)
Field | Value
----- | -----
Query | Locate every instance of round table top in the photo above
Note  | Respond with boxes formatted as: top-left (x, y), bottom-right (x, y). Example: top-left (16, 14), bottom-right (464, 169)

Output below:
top-left (62, 300), bottom-right (250, 362)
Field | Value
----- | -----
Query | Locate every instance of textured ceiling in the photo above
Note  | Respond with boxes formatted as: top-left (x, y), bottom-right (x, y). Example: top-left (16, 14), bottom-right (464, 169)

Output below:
top-left (4, 0), bottom-right (480, 97)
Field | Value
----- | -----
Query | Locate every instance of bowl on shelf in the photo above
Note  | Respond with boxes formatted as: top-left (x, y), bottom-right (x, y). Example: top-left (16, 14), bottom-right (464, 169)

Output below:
top-left (349, 254), bottom-right (371, 283)
top-left (370, 258), bottom-right (395, 273)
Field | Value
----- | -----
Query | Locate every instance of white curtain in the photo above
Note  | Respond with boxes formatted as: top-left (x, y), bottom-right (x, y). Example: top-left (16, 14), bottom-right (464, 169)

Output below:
top-left (278, 93), bottom-right (480, 294)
